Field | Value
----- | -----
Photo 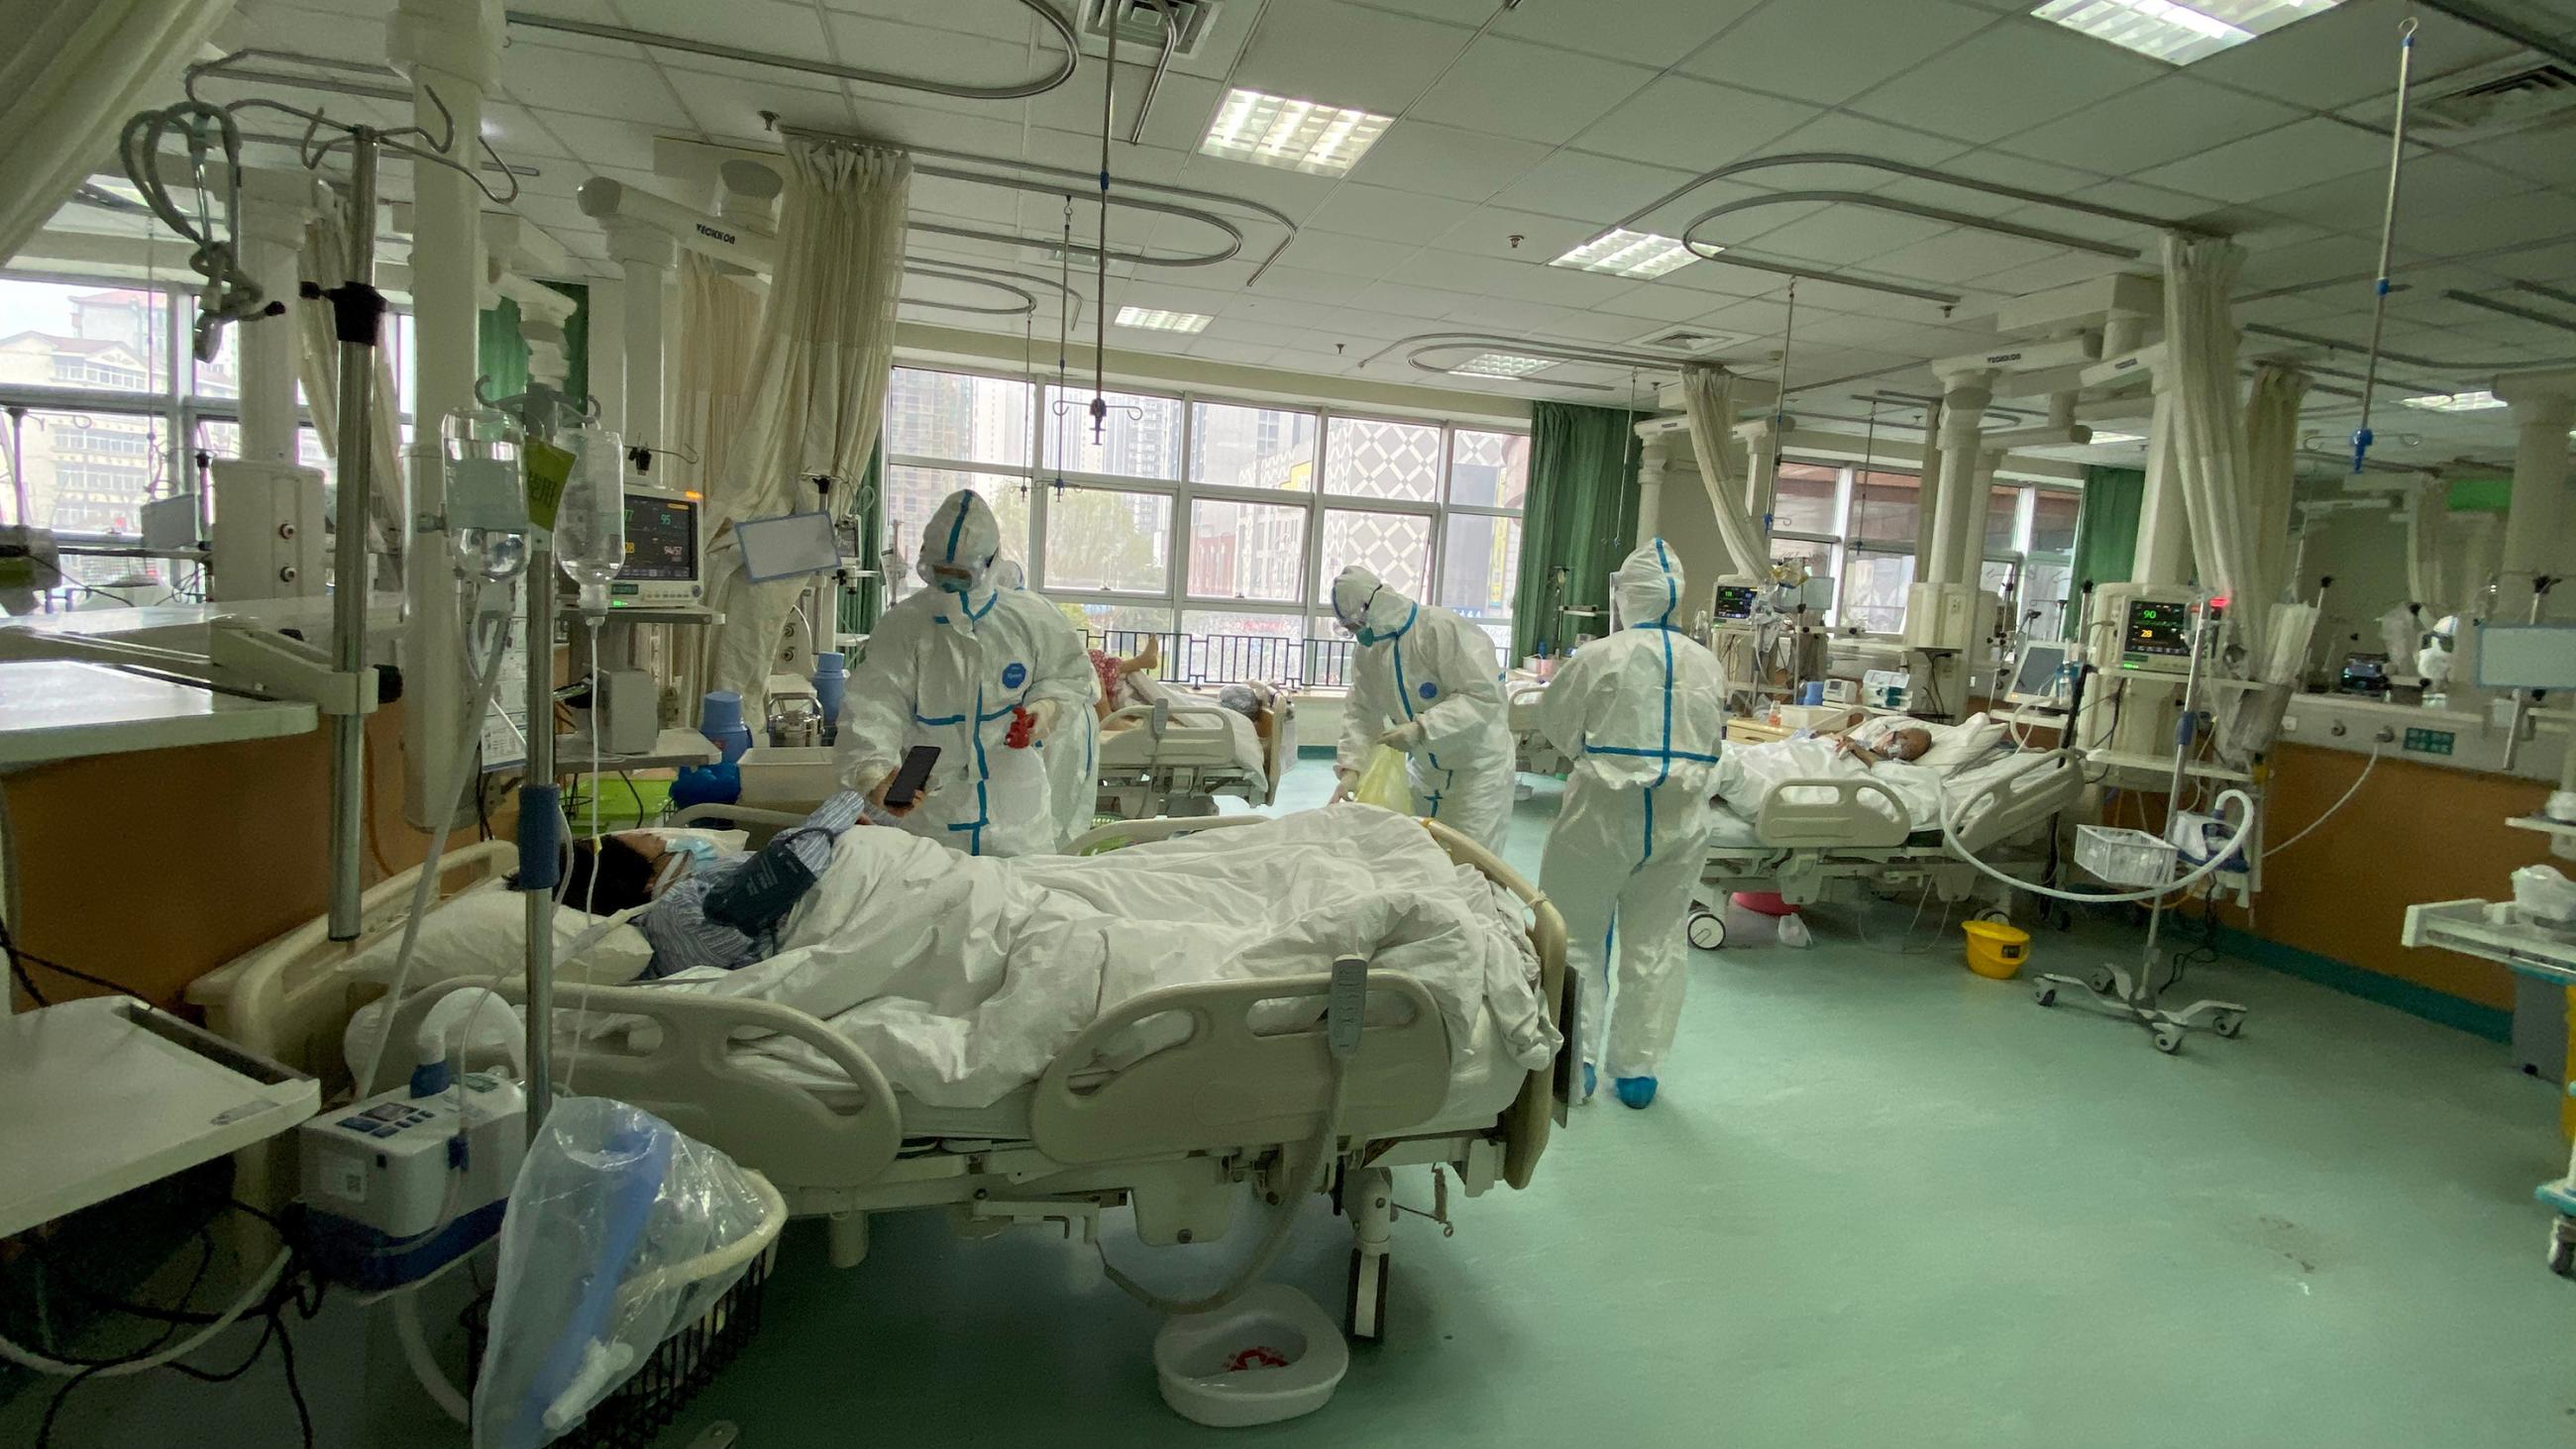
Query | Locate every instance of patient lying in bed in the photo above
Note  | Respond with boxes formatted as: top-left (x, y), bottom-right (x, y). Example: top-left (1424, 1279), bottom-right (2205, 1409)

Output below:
top-left (1712, 714), bottom-right (2009, 827)
top-left (349, 806), bottom-right (1556, 1110)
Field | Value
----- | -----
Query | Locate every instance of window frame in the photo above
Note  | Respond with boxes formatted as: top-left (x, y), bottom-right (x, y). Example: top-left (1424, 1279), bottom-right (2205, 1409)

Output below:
top-left (1767, 452), bottom-right (2082, 637)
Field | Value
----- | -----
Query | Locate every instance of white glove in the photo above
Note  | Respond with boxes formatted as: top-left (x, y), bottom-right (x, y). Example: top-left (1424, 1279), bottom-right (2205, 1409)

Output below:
top-left (1023, 697), bottom-right (1067, 743)
top-left (1328, 769), bottom-right (1356, 805)
top-left (1380, 720), bottom-right (1427, 754)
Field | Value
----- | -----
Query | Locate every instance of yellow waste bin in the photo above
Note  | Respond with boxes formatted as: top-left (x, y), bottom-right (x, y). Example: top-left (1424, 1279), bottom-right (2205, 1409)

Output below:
top-left (1962, 920), bottom-right (2031, 980)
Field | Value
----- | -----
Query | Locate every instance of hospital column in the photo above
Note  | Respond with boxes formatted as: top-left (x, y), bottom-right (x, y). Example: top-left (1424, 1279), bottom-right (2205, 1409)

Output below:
top-left (392, 0), bottom-right (502, 827)
top-left (235, 169), bottom-right (310, 466)
top-left (1736, 414), bottom-right (1780, 554)
top-left (2494, 370), bottom-right (2576, 624)
top-left (1633, 430), bottom-right (1672, 550)
top-left (607, 220), bottom-right (672, 469)
top-left (1923, 367), bottom-right (1992, 587)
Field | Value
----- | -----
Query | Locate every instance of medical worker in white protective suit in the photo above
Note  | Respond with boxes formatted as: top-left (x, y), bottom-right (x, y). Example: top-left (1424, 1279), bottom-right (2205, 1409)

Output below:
top-left (991, 556), bottom-right (1102, 847)
top-left (1538, 540), bottom-right (1727, 1109)
top-left (1327, 566), bottom-right (1515, 856)
top-left (835, 492), bottom-right (1097, 857)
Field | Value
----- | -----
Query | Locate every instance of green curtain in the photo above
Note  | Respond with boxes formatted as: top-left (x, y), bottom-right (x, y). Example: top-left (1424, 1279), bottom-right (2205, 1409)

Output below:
top-left (476, 297), bottom-right (528, 402)
top-left (2065, 465), bottom-right (2143, 639)
top-left (1511, 401), bottom-right (1641, 662)
top-left (839, 440), bottom-right (887, 637)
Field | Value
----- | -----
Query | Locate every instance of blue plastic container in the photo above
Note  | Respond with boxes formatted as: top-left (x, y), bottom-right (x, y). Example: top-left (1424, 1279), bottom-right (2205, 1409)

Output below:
top-left (698, 690), bottom-right (753, 764)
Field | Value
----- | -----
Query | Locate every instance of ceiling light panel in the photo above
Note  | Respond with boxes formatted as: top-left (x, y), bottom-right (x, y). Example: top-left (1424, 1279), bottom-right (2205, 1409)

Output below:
top-left (1449, 353), bottom-right (1554, 378)
top-left (2030, 0), bottom-right (2347, 66)
top-left (2399, 389), bottom-right (2506, 413)
top-left (1198, 88), bottom-right (1393, 175)
top-left (1549, 229), bottom-right (1702, 279)
top-left (1115, 306), bottom-right (1213, 334)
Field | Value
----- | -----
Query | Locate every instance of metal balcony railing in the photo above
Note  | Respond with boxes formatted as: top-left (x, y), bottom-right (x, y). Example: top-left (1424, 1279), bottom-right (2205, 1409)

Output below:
top-left (1090, 629), bottom-right (1353, 689)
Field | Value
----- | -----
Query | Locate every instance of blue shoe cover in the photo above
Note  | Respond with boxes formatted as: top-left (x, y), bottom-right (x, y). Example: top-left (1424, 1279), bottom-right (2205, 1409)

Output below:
top-left (1613, 1076), bottom-right (1658, 1109)
top-left (1581, 1063), bottom-right (1598, 1100)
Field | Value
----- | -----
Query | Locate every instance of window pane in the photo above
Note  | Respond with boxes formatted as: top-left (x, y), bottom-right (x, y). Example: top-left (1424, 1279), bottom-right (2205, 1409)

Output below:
top-left (1324, 416), bottom-right (1440, 501)
top-left (1771, 537), bottom-right (1833, 585)
top-left (2031, 489), bottom-right (2080, 554)
top-left (1187, 498), bottom-right (1307, 602)
top-left (2024, 561), bottom-right (2074, 637)
top-left (1986, 484), bottom-right (2022, 556)
top-left (1041, 385), bottom-right (1182, 480)
top-left (1771, 462), bottom-right (1840, 535)
top-left (881, 466), bottom-right (1028, 599)
top-left (15, 409), bottom-right (162, 552)
top-left (1841, 548), bottom-right (1915, 634)
top-left (1189, 400), bottom-right (1316, 490)
top-left (0, 279), bottom-right (166, 395)
top-left (1847, 469), bottom-right (1921, 549)
top-left (1449, 428), bottom-right (1528, 510)
top-left (885, 367), bottom-right (1031, 466)
top-left (1179, 609), bottom-right (1310, 684)
top-left (1437, 512), bottom-right (1520, 624)
top-left (1317, 508), bottom-right (1430, 603)
top-left (1062, 601), bottom-right (1175, 648)
top-left (1046, 485), bottom-right (1172, 592)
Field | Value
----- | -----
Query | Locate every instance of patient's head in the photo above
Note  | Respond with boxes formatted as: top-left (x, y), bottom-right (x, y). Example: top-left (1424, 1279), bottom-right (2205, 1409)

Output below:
top-left (1878, 726), bottom-right (1933, 762)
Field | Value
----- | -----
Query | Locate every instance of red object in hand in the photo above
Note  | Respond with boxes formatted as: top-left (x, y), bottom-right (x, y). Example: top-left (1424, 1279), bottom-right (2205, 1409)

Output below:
top-left (1005, 705), bottom-right (1035, 749)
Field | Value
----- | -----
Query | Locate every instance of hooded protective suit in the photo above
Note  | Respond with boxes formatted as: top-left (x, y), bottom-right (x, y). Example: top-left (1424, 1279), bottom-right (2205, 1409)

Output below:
top-left (992, 556), bottom-right (1101, 847)
top-left (1536, 540), bottom-right (1728, 1107)
top-left (836, 492), bottom-right (1096, 857)
top-left (1331, 567), bottom-right (1515, 856)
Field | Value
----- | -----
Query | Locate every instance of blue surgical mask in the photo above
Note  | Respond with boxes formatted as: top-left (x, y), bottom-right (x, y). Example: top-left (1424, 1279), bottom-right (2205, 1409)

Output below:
top-left (1353, 626), bottom-right (1379, 647)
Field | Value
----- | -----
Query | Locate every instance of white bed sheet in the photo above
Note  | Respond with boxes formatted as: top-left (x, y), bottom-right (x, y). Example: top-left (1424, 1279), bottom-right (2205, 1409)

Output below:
top-left (1703, 747), bottom-right (2057, 849)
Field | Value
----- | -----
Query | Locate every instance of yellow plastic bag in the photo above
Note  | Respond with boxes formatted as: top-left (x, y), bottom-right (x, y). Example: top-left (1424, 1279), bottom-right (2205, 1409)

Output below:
top-left (1351, 745), bottom-right (1415, 813)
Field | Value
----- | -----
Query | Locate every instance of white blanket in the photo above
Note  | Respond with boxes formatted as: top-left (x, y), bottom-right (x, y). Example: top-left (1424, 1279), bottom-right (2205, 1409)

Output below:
top-left (1108, 673), bottom-right (1265, 778)
top-left (1712, 736), bottom-right (1949, 827)
top-left (627, 804), bottom-right (1554, 1107)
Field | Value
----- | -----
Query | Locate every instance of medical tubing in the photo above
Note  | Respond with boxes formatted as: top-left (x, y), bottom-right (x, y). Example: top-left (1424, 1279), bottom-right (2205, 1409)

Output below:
top-left (1938, 784), bottom-right (2259, 905)
top-left (393, 1293), bottom-right (471, 1423)
top-left (354, 597), bottom-right (520, 1097)
top-left (2265, 745), bottom-right (2379, 857)
top-left (612, 1171), bottom-right (787, 1310)
top-left (562, 632), bottom-right (609, 1093)
top-left (1099, 1056), bottom-right (1351, 1316)
top-left (0, 1250), bottom-right (291, 1379)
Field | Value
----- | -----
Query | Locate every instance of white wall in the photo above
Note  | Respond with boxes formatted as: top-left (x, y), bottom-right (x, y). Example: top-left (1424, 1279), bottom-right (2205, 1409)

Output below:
top-left (2296, 502), bottom-right (2411, 672)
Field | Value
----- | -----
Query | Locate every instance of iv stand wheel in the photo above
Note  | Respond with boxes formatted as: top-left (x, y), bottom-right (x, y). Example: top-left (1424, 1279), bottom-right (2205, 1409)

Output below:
top-left (1346, 1248), bottom-right (1390, 1342)
top-left (2210, 1011), bottom-right (2244, 1039)
top-left (2033, 983), bottom-right (2058, 1007)
top-left (2087, 968), bottom-right (2117, 996)
top-left (1687, 908), bottom-right (1726, 951)
top-left (2152, 1025), bottom-right (2186, 1055)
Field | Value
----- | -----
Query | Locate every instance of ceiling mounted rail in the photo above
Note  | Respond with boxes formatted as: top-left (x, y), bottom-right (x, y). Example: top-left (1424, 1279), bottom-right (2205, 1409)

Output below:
top-left (903, 260), bottom-right (1089, 320)
top-left (1674, 242), bottom-right (1964, 305)
top-left (1127, 1), bottom-right (1179, 146)
top-left (504, 3), bottom-right (1080, 100)
top-left (1358, 332), bottom-right (1721, 374)
top-left (2245, 322), bottom-right (2576, 372)
top-left (2445, 288), bottom-right (2576, 338)
top-left (1611, 152), bottom-right (2215, 243)
top-left (1680, 190), bottom-right (2141, 261)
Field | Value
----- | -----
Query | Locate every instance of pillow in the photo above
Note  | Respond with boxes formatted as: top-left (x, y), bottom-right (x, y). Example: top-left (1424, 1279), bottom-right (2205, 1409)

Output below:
top-left (1914, 712), bottom-right (2008, 770)
top-left (345, 882), bottom-right (656, 990)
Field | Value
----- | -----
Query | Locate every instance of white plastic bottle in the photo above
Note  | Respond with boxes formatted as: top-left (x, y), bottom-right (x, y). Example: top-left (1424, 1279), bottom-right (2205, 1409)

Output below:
top-left (551, 424), bottom-right (625, 618)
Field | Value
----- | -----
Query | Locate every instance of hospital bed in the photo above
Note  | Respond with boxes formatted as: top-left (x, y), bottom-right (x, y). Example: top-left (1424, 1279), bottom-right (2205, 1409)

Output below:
top-left (1094, 678), bottom-right (1295, 818)
top-left (1505, 673), bottom-right (1567, 776)
top-left (1689, 746), bottom-right (2082, 949)
top-left (188, 813), bottom-right (1565, 1342)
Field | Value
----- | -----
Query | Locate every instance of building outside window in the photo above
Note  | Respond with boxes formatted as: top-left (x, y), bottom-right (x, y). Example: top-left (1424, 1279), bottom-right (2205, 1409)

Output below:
top-left (880, 365), bottom-right (1527, 685)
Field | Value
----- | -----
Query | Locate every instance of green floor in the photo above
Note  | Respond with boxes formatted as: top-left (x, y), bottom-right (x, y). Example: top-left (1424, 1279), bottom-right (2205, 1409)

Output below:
top-left (17, 765), bottom-right (2576, 1446)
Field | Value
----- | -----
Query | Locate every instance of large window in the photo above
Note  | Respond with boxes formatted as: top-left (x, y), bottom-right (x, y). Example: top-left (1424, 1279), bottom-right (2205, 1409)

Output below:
top-left (882, 365), bottom-right (1528, 683)
top-left (1753, 455), bottom-right (2081, 637)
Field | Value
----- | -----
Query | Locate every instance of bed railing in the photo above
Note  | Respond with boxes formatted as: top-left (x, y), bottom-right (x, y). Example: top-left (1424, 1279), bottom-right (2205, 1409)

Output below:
top-left (1754, 776), bottom-right (1915, 849)
top-left (1942, 747), bottom-right (2084, 853)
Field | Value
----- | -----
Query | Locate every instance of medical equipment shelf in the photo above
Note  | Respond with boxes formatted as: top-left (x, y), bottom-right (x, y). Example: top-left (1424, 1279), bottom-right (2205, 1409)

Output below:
top-left (2082, 748), bottom-right (2255, 783)
top-left (549, 726), bottom-right (722, 774)
top-left (2505, 815), bottom-right (2576, 842)
top-left (0, 996), bottom-right (317, 1239)
top-left (2400, 899), bottom-right (2576, 985)
top-left (0, 661), bottom-right (317, 768)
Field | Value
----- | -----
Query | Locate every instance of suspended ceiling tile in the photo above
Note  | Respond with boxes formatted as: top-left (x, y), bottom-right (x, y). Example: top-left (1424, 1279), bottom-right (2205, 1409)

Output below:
top-left (1755, 111), bottom-right (1985, 178)
top-left (1023, 59), bottom-right (1213, 144)
top-left (1350, 277), bottom-right (1484, 321)
top-left (1687, 197), bottom-right (1830, 251)
top-left (1230, 0), bottom-right (1475, 117)
top-left (1185, 338), bottom-right (1282, 366)
top-left (1438, 295), bottom-right (1576, 336)
top-left (814, 0), bottom-right (1056, 45)
top-left (1427, 207), bottom-right (1597, 264)
top-left (613, 0), bottom-right (828, 51)
top-left (1487, 152), bottom-right (1701, 227)
top-left (1677, 0), bottom-right (1993, 107)
top-left (816, 16), bottom-right (1058, 106)
top-left (2190, 0), bottom-right (2528, 114)
top-left (1996, 75), bottom-right (2305, 180)
top-left (483, 101), bottom-right (576, 159)
top-left (1571, 74), bottom-right (1822, 174)
top-left (1555, 308), bottom-right (1671, 345)
top-left (505, 46), bottom-right (685, 123)
top-left (1494, 0), bottom-right (1764, 65)
top-left (1382, 248), bottom-right (1537, 296)
top-left (1311, 307), bottom-right (1436, 343)
top-left (1172, 154), bottom-right (1340, 226)
top-left (1488, 261), bottom-right (1642, 310)
top-left (1858, 228), bottom-right (2062, 286)
top-left (2465, 123), bottom-right (2576, 192)
top-left (1270, 229), bottom-right (1420, 279)
top-left (1247, 264), bottom-right (1376, 306)
top-left (1584, 283), bottom-right (1736, 323)
top-left (527, 109), bottom-right (670, 173)
top-left (1346, 122), bottom-right (1550, 205)
top-left (1198, 317), bottom-right (1311, 349)
top-left (1409, 38), bottom-right (1659, 147)
top-left (1724, 204), bottom-right (1959, 269)
top-left (2134, 118), bottom-right (2409, 208)
top-left (848, 96), bottom-right (1027, 155)
top-left (1970, 251), bottom-right (2130, 299)
top-left (666, 69), bottom-right (849, 144)
top-left (1302, 184), bottom-right (1478, 244)
top-left (1845, 19), bottom-right (2164, 147)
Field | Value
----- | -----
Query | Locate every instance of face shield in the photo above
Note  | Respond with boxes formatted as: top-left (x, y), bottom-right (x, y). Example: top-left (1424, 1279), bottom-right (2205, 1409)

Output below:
top-left (916, 490), bottom-right (1002, 595)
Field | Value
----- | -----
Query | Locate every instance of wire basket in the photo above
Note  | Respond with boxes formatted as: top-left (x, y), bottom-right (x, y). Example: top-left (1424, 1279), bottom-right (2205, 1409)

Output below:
top-left (463, 1248), bottom-right (772, 1449)
top-left (2074, 825), bottom-right (2179, 887)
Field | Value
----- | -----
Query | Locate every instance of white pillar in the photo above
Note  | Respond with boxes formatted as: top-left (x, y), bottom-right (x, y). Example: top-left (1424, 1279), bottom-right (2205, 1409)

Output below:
top-left (1951, 449), bottom-right (2002, 587)
top-left (1633, 429), bottom-right (1669, 546)
top-left (2132, 364), bottom-right (2192, 585)
top-left (391, 0), bottom-right (503, 828)
top-left (605, 221), bottom-right (673, 468)
top-left (236, 170), bottom-right (312, 466)
top-left (587, 276), bottom-right (625, 440)
top-left (1924, 369), bottom-right (1993, 586)
top-left (1913, 398), bottom-right (1944, 566)
top-left (2494, 371), bottom-right (2576, 619)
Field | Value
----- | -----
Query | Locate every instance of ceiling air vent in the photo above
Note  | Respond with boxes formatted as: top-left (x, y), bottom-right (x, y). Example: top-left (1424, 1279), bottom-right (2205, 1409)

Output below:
top-left (2410, 58), bottom-right (2576, 136)
top-left (1626, 326), bottom-right (1749, 358)
top-left (1084, 1), bottom-right (1222, 59)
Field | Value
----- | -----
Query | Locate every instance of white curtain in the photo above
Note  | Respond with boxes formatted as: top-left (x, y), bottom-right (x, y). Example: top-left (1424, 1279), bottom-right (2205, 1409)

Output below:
top-left (0, 0), bottom-right (233, 264)
top-left (295, 188), bottom-right (409, 586)
top-left (2404, 472), bottom-right (2451, 615)
top-left (2160, 234), bottom-right (2272, 650)
top-left (1677, 364), bottom-right (1769, 580)
top-left (2243, 362), bottom-right (2308, 610)
top-left (707, 138), bottom-right (911, 717)
top-left (670, 250), bottom-right (768, 705)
